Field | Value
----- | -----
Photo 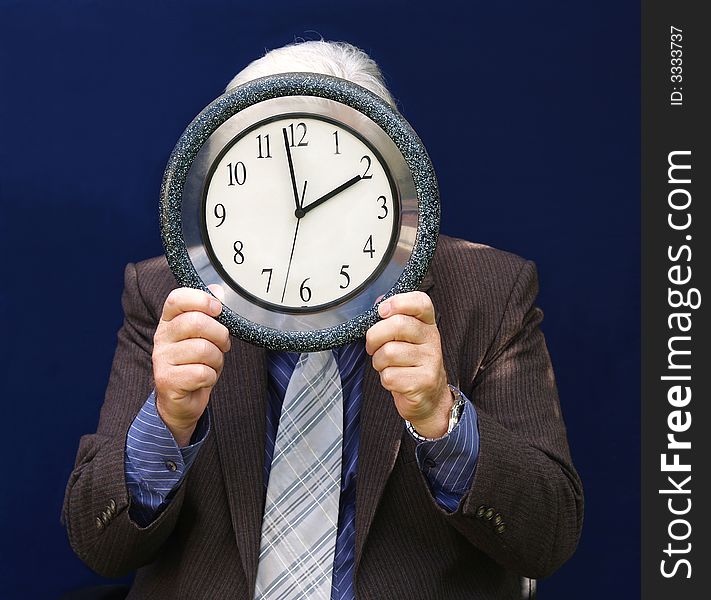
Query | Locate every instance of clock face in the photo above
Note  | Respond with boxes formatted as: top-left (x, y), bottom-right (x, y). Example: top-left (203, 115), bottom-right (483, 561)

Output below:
top-left (201, 115), bottom-right (399, 312)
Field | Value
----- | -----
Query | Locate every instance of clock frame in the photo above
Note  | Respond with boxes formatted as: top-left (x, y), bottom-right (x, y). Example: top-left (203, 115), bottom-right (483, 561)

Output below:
top-left (160, 73), bottom-right (439, 352)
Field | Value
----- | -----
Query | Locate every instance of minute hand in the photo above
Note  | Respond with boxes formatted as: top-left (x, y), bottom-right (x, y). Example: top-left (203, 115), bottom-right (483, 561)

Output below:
top-left (298, 175), bottom-right (362, 217)
top-left (282, 128), bottom-right (301, 212)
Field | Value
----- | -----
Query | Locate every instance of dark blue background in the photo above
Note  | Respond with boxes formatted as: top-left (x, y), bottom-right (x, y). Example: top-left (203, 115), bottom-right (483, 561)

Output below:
top-left (0, 1), bottom-right (639, 598)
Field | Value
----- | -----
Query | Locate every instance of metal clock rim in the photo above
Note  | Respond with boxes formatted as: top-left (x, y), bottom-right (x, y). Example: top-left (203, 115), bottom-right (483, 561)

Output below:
top-left (197, 112), bottom-right (402, 315)
top-left (160, 72), bottom-right (440, 352)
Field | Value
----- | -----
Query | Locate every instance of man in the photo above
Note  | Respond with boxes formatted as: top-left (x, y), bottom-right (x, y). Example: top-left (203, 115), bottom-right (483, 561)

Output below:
top-left (63, 41), bottom-right (583, 599)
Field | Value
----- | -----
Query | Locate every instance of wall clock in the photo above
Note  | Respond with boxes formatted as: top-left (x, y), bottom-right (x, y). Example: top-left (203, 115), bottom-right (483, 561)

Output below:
top-left (160, 73), bottom-right (439, 352)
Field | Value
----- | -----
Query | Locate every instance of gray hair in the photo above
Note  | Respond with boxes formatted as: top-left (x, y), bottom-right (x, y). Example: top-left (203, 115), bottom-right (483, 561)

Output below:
top-left (225, 40), bottom-right (396, 107)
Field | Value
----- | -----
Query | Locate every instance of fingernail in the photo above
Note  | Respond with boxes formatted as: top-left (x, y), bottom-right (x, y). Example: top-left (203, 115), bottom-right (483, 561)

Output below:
top-left (379, 301), bottom-right (390, 317)
top-left (210, 299), bottom-right (222, 314)
top-left (209, 284), bottom-right (226, 302)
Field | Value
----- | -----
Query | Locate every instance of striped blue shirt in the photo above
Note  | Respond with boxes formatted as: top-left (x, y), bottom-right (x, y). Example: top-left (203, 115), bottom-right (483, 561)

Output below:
top-left (125, 341), bottom-right (479, 599)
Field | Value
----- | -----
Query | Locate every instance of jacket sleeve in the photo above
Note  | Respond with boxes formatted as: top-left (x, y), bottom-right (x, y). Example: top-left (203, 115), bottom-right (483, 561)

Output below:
top-left (441, 260), bottom-right (584, 578)
top-left (62, 262), bottom-right (185, 577)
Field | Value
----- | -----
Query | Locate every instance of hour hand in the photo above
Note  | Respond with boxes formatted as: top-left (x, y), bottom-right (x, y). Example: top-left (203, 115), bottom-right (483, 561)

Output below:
top-left (298, 175), bottom-right (362, 217)
top-left (282, 128), bottom-right (301, 211)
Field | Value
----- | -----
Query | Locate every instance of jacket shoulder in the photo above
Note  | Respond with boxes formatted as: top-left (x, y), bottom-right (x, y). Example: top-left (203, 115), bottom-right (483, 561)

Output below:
top-left (431, 234), bottom-right (532, 293)
top-left (128, 255), bottom-right (178, 317)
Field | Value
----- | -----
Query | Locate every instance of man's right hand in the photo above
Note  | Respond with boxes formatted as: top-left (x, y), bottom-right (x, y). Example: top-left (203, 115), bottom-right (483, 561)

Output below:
top-left (152, 286), bottom-right (231, 447)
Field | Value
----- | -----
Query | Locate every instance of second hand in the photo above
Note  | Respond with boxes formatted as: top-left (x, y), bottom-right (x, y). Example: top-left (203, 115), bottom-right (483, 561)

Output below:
top-left (280, 179), bottom-right (308, 304)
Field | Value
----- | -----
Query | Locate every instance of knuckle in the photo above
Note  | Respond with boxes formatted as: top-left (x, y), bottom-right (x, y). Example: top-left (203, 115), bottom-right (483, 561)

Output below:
top-left (196, 364), bottom-right (211, 385)
top-left (153, 369), bottom-right (169, 391)
top-left (380, 368), bottom-right (394, 388)
top-left (151, 352), bottom-right (163, 374)
top-left (197, 338), bottom-right (211, 358)
top-left (151, 333), bottom-right (162, 355)
top-left (382, 342), bottom-right (398, 362)
top-left (166, 290), bottom-right (179, 305)
top-left (164, 289), bottom-right (185, 312)
top-left (152, 343), bottom-right (169, 366)
top-left (397, 315), bottom-right (413, 336)
top-left (169, 313), bottom-right (187, 333)
top-left (370, 354), bottom-right (381, 372)
top-left (202, 293), bottom-right (216, 314)
top-left (188, 311), bottom-right (204, 333)
top-left (392, 314), bottom-right (406, 329)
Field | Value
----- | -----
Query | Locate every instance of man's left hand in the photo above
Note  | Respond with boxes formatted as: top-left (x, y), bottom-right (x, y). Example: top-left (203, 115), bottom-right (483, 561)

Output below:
top-left (366, 291), bottom-right (453, 439)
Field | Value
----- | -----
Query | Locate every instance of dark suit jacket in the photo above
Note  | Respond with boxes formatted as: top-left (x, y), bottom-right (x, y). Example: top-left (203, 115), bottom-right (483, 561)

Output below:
top-left (63, 235), bottom-right (583, 599)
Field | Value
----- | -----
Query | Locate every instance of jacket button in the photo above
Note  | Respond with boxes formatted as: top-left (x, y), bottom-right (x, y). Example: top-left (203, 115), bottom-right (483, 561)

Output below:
top-left (108, 499), bottom-right (116, 513)
top-left (495, 523), bottom-right (506, 534)
top-left (166, 460), bottom-right (178, 472)
top-left (476, 505), bottom-right (487, 518)
top-left (100, 512), bottom-right (110, 525)
top-left (484, 508), bottom-right (495, 520)
top-left (95, 516), bottom-right (103, 530)
top-left (493, 514), bottom-right (503, 526)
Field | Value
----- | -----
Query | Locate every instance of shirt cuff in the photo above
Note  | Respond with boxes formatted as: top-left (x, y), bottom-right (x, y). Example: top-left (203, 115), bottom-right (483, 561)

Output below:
top-left (124, 391), bottom-right (210, 526)
top-left (410, 398), bottom-right (479, 512)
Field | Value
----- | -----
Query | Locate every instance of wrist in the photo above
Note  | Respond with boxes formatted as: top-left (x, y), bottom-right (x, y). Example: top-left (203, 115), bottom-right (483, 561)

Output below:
top-left (407, 384), bottom-right (455, 439)
top-left (169, 425), bottom-right (197, 448)
top-left (407, 385), bottom-right (465, 441)
top-left (155, 396), bottom-right (198, 447)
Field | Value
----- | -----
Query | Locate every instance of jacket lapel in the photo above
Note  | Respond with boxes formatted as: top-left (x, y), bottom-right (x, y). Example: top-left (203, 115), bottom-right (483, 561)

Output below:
top-left (210, 338), bottom-right (267, 592)
top-left (354, 269), bottom-right (436, 569)
top-left (354, 361), bottom-right (402, 570)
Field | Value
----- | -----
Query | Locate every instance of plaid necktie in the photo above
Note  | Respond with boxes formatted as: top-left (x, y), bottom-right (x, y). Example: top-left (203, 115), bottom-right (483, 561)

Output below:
top-left (254, 350), bottom-right (343, 600)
